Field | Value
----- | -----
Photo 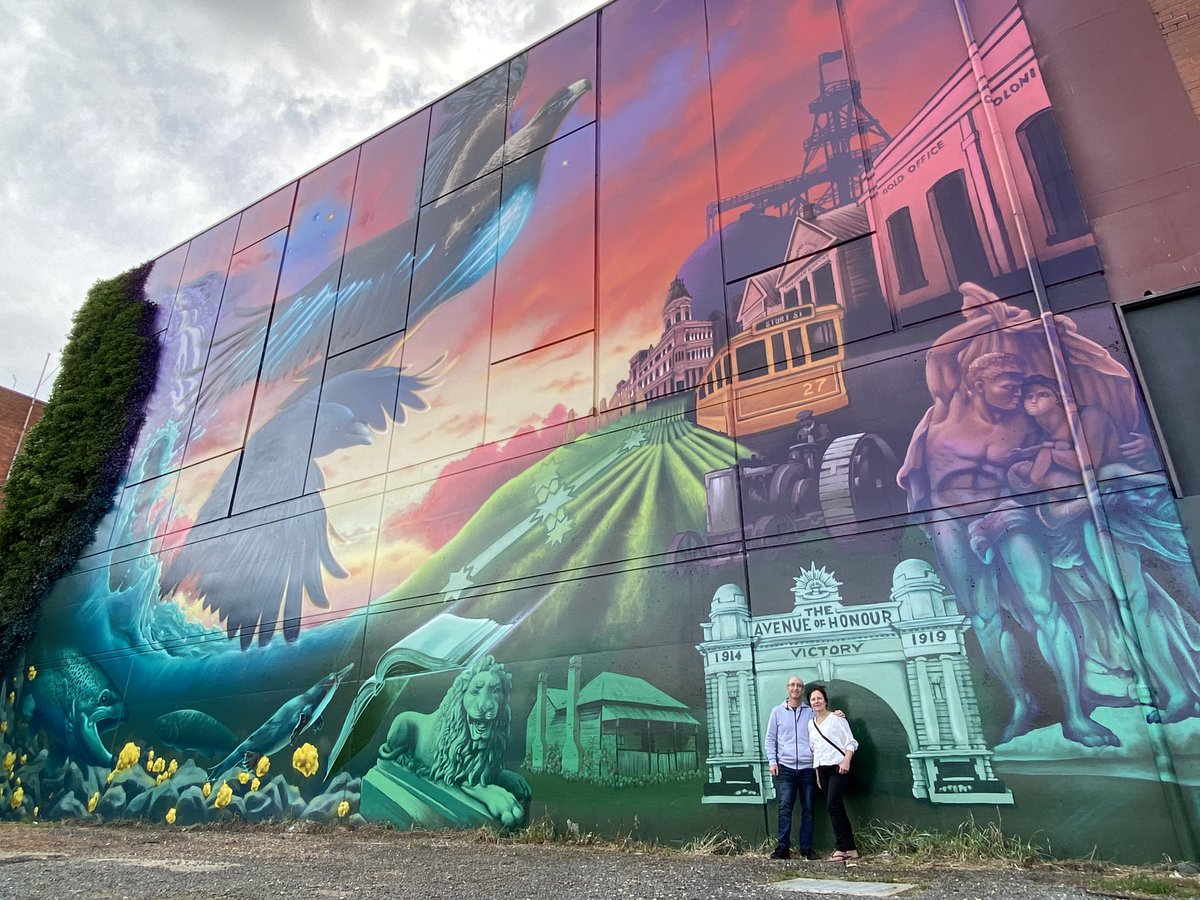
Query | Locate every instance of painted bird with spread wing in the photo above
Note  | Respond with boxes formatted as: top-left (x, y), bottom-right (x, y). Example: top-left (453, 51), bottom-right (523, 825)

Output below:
top-left (157, 60), bottom-right (591, 650)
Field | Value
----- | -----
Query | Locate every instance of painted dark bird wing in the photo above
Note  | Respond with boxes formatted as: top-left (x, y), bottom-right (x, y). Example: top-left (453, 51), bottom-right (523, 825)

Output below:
top-left (407, 76), bottom-right (592, 323)
top-left (200, 228), bottom-right (416, 409)
top-left (159, 366), bottom-right (432, 649)
top-left (423, 56), bottom-right (524, 203)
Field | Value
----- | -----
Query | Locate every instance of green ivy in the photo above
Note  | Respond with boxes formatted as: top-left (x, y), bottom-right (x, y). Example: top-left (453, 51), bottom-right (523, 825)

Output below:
top-left (0, 263), bottom-right (159, 670)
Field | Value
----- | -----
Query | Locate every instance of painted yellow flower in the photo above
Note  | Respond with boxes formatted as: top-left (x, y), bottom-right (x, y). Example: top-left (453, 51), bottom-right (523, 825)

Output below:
top-left (6, 692), bottom-right (12, 706)
top-left (167, 759), bottom-right (178, 776)
top-left (147, 750), bottom-right (155, 763)
top-left (336, 800), bottom-right (350, 818)
top-left (237, 771), bottom-right (250, 785)
top-left (250, 778), bottom-right (260, 792)
top-left (153, 757), bottom-right (165, 774)
top-left (18, 754), bottom-right (26, 766)
top-left (10, 786), bottom-right (23, 809)
top-left (116, 742), bottom-right (141, 772)
top-left (202, 782), bottom-right (212, 798)
top-left (292, 743), bottom-right (319, 778)
top-left (25, 667), bottom-right (36, 682)
top-left (165, 808), bottom-right (177, 825)
top-left (31, 807), bottom-right (37, 818)
top-left (155, 773), bottom-right (166, 786)
top-left (13, 778), bottom-right (18, 788)
top-left (2, 752), bottom-right (14, 772)
top-left (213, 781), bottom-right (232, 809)
top-left (255, 756), bottom-right (270, 778)
top-left (106, 771), bottom-right (114, 784)
top-left (1, 720), bottom-right (8, 734)
top-left (87, 791), bottom-right (99, 813)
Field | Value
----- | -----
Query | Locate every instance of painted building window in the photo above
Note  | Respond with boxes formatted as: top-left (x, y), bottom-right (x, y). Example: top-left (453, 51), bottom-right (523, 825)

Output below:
top-left (927, 169), bottom-right (991, 287)
top-left (813, 262), bottom-right (837, 306)
top-left (783, 287), bottom-right (800, 309)
top-left (886, 207), bottom-right (927, 293)
top-left (1018, 109), bottom-right (1089, 244)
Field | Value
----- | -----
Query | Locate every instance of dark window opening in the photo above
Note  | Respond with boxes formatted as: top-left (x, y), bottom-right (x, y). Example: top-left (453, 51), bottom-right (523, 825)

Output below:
top-left (771, 333), bottom-right (788, 372)
top-left (812, 263), bottom-right (837, 306)
top-left (787, 327), bottom-right (807, 367)
top-left (735, 341), bottom-right (769, 381)
top-left (807, 320), bottom-right (839, 362)
top-left (928, 169), bottom-right (991, 286)
top-left (886, 207), bottom-right (927, 293)
top-left (783, 288), bottom-right (800, 309)
top-left (1018, 109), bottom-right (1089, 244)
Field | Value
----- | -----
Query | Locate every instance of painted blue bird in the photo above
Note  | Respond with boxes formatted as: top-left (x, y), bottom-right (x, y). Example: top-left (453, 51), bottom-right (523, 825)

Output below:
top-left (156, 60), bottom-right (591, 650)
top-left (200, 62), bottom-right (591, 402)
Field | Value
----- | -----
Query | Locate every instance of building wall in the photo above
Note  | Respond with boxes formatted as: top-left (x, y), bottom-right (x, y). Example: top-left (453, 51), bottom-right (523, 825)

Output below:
top-left (9, 0), bottom-right (1200, 861)
top-left (1151, 0), bottom-right (1200, 120)
top-left (0, 386), bottom-right (45, 502)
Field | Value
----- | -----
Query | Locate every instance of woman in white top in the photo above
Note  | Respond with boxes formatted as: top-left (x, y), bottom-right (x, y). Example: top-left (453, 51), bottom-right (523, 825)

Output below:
top-left (808, 684), bottom-right (860, 860)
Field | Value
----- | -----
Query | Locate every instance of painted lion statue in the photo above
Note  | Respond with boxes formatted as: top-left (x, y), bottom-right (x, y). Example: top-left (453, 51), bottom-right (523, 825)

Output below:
top-left (378, 655), bottom-right (530, 825)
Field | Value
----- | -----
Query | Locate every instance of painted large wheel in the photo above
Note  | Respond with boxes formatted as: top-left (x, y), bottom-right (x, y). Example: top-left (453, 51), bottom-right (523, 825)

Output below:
top-left (818, 433), bottom-right (900, 526)
top-left (769, 463), bottom-right (808, 515)
top-left (668, 530), bottom-right (706, 575)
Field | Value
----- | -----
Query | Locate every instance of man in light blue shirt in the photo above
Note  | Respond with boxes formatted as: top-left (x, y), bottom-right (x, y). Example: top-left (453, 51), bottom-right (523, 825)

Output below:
top-left (764, 675), bottom-right (818, 860)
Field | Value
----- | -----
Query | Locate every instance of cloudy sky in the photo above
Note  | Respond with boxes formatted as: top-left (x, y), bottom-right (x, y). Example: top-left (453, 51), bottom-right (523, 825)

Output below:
top-left (1, 0), bottom-right (599, 398)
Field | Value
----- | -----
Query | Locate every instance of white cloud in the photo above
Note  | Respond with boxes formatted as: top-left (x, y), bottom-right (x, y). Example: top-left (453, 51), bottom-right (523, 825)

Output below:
top-left (0, 0), bottom-right (599, 397)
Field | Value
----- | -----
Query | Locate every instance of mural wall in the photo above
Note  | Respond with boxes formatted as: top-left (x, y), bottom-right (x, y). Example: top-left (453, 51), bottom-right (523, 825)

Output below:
top-left (9, 0), bottom-right (1200, 859)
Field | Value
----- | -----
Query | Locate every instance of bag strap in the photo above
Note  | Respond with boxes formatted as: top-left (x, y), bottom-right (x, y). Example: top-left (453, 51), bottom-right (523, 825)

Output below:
top-left (812, 717), bottom-right (845, 755)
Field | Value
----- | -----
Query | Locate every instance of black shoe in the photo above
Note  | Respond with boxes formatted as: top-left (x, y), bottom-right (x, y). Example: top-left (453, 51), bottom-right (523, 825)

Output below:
top-left (799, 849), bottom-right (819, 861)
top-left (770, 845), bottom-right (791, 860)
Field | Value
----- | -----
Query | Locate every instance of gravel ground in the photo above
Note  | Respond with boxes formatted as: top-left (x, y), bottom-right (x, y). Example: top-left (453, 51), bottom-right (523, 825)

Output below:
top-left (0, 823), bottom-right (1132, 900)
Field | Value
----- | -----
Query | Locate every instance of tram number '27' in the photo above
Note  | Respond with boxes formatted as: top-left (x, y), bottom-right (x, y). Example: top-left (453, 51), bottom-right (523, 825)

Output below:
top-left (801, 376), bottom-right (830, 398)
top-left (708, 649), bottom-right (744, 664)
top-left (907, 630), bottom-right (949, 646)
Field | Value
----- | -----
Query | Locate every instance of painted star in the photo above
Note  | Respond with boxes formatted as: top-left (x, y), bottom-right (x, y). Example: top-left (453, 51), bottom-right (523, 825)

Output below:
top-left (545, 515), bottom-right (575, 545)
top-left (440, 566), bottom-right (476, 602)
top-left (535, 485), bottom-right (574, 523)
top-left (621, 428), bottom-right (649, 452)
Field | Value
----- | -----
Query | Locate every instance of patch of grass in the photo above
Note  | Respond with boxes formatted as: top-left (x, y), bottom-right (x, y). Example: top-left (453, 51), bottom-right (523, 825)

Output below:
top-left (856, 816), bottom-right (1048, 865)
top-left (680, 830), bottom-right (763, 857)
top-left (1092, 873), bottom-right (1200, 898)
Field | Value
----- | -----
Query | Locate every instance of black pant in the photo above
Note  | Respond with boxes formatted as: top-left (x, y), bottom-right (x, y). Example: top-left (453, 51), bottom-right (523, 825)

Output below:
top-left (815, 765), bottom-right (856, 852)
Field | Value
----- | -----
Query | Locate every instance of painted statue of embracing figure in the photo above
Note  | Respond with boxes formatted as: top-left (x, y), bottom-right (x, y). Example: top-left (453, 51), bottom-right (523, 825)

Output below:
top-left (899, 284), bottom-right (1200, 747)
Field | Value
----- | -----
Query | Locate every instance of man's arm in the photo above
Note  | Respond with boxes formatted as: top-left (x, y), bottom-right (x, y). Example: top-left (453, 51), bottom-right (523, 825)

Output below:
top-left (764, 707), bottom-right (779, 776)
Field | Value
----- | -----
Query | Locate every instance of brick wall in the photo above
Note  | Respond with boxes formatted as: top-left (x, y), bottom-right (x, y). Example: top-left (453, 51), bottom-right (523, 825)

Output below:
top-left (1151, 0), bottom-right (1200, 119)
top-left (0, 386), bottom-right (46, 503)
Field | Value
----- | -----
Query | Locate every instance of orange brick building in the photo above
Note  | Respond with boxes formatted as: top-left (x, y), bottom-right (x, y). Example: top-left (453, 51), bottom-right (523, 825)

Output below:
top-left (0, 387), bottom-right (46, 502)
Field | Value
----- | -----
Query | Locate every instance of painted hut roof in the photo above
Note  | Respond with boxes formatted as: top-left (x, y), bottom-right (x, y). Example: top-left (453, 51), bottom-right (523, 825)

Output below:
top-left (599, 702), bottom-right (699, 725)
top-left (577, 672), bottom-right (690, 710)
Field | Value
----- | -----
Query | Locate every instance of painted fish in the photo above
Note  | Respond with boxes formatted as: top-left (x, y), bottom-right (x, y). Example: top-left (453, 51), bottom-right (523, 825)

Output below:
top-left (209, 663), bottom-right (353, 778)
top-left (24, 650), bottom-right (127, 768)
top-left (153, 709), bottom-right (237, 759)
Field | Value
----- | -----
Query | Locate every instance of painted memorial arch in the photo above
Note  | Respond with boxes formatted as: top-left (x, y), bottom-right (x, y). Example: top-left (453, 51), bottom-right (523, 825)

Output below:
top-left (7, 0), bottom-right (1200, 860)
top-left (698, 563), bottom-right (1012, 807)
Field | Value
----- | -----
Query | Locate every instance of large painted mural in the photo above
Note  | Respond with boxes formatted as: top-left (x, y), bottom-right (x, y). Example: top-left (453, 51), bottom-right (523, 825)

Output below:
top-left (8, 0), bottom-right (1200, 859)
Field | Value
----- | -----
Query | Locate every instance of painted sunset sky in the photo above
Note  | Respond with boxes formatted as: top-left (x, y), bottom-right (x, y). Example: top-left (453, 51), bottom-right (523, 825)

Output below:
top-left (147, 0), bottom-right (1021, 619)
